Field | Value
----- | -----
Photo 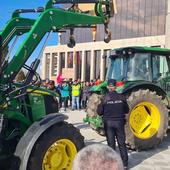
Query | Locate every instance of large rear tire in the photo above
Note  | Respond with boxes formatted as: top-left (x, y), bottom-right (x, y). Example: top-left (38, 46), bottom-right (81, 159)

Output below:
top-left (126, 89), bottom-right (168, 150)
top-left (27, 122), bottom-right (84, 170)
top-left (86, 94), bottom-right (104, 135)
top-left (86, 93), bottom-right (102, 117)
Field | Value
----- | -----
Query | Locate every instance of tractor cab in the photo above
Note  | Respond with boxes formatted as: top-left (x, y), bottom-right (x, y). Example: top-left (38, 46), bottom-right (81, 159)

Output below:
top-left (106, 46), bottom-right (170, 94)
top-left (86, 46), bottom-right (170, 150)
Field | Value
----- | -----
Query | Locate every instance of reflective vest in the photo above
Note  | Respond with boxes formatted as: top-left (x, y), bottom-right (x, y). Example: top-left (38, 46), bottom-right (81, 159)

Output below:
top-left (72, 84), bottom-right (81, 96)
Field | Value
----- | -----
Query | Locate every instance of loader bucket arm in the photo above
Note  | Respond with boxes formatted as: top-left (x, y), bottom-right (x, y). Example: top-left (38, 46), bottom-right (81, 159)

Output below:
top-left (0, 18), bottom-right (35, 49)
top-left (0, 0), bottom-right (115, 84)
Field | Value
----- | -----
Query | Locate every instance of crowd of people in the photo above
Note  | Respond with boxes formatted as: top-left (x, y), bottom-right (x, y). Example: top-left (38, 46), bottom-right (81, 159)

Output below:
top-left (41, 78), bottom-right (129, 169)
top-left (41, 78), bottom-right (102, 111)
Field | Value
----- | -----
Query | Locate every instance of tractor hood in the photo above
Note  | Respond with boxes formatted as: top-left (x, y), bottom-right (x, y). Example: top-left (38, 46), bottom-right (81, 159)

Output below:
top-left (116, 80), bottom-right (144, 93)
top-left (90, 80), bottom-right (132, 92)
top-left (14, 83), bottom-right (59, 97)
top-left (90, 81), bottom-right (108, 92)
top-left (116, 80), bottom-right (167, 98)
top-left (90, 80), bottom-right (166, 97)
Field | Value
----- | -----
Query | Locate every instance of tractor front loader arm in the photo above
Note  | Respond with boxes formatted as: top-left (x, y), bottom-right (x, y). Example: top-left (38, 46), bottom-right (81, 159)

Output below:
top-left (1, 0), bottom-right (115, 85)
top-left (0, 1), bottom-right (116, 169)
top-left (0, 18), bottom-right (35, 74)
top-left (0, 18), bottom-right (35, 49)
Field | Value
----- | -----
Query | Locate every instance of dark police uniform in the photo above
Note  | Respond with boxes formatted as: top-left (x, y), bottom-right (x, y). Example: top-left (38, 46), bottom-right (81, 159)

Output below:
top-left (97, 80), bottom-right (129, 167)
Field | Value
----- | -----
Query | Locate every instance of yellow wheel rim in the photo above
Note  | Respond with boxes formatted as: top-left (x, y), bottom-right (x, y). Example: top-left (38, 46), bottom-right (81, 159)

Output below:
top-left (42, 139), bottom-right (77, 170)
top-left (129, 102), bottom-right (160, 139)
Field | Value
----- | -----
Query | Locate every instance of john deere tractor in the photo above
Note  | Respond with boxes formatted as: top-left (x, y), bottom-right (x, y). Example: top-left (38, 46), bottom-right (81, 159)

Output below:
top-left (85, 46), bottom-right (170, 150)
top-left (0, 0), bottom-right (115, 169)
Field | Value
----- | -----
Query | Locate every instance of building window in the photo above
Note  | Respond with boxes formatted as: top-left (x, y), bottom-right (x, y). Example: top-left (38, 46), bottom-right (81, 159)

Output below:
top-left (76, 51), bottom-right (82, 79)
top-left (45, 53), bottom-right (50, 78)
top-left (104, 49), bottom-right (111, 78)
top-left (94, 50), bottom-right (101, 79)
top-left (52, 53), bottom-right (58, 76)
top-left (60, 52), bottom-right (65, 68)
top-left (85, 51), bottom-right (91, 81)
top-left (67, 52), bottom-right (73, 68)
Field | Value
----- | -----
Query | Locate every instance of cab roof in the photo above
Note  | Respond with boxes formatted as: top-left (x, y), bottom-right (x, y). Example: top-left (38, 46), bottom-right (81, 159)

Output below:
top-left (113, 46), bottom-right (170, 56)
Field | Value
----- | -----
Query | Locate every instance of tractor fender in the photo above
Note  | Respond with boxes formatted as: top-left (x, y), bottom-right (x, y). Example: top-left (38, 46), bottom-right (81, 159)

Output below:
top-left (122, 82), bottom-right (167, 98)
top-left (13, 113), bottom-right (68, 170)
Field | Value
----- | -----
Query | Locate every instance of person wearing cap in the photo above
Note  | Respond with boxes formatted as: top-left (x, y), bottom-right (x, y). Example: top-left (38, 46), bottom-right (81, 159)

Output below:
top-left (97, 79), bottom-right (129, 170)
top-left (71, 80), bottom-right (81, 110)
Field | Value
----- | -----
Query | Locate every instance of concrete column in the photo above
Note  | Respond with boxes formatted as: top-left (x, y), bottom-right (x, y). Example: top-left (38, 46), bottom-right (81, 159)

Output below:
top-left (81, 51), bottom-right (86, 81)
top-left (41, 53), bottom-right (47, 79)
top-left (100, 50), bottom-right (105, 81)
top-left (165, 0), bottom-right (170, 48)
top-left (73, 51), bottom-right (77, 80)
top-left (90, 50), bottom-right (95, 80)
top-left (49, 53), bottom-right (53, 79)
top-left (65, 53), bottom-right (68, 68)
top-left (57, 53), bottom-right (62, 75)
top-left (58, 33), bottom-right (61, 45)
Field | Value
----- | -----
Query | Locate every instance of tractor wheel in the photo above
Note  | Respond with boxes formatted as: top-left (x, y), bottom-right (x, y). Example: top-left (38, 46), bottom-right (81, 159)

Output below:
top-left (86, 93), bottom-right (104, 135)
top-left (86, 93), bottom-right (102, 117)
top-left (126, 89), bottom-right (168, 150)
top-left (27, 122), bottom-right (84, 170)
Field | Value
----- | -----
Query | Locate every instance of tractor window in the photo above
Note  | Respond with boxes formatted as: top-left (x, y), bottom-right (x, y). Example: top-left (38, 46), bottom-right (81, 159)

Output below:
top-left (127, 53), bottom-right (151, 81)
top-left (106, 53), bottom-right (151, 81)
top-left (152, 55), bottom-right (169, 81)
top-left (106, 57), bottom-right (126, 80)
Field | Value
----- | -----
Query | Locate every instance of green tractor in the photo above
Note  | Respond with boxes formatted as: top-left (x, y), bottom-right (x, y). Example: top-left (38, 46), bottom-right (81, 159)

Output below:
top-left (0, 0), bottom-right (115, 169)
top-left (85, 46), bottom-right (170, 150)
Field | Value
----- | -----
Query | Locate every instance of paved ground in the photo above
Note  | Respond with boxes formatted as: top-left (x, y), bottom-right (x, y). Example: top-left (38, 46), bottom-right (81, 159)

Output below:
top-left (61, 109), bottom-right (170, 170)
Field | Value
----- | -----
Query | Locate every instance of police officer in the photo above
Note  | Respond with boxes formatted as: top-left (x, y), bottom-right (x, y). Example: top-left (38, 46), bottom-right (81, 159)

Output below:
top-left (97, 79), bottom-right (129, 169)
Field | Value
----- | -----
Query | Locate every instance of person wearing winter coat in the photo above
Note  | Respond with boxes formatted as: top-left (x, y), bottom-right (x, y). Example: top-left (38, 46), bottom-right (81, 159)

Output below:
top-left (97, 79), bottom-right (129, 169)
top-left (72, 80), bottom-right (81, 110)
top-left (82, 81), bottom-right (91, 109)
top-left (60, 81), bottom-right (70, 111)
